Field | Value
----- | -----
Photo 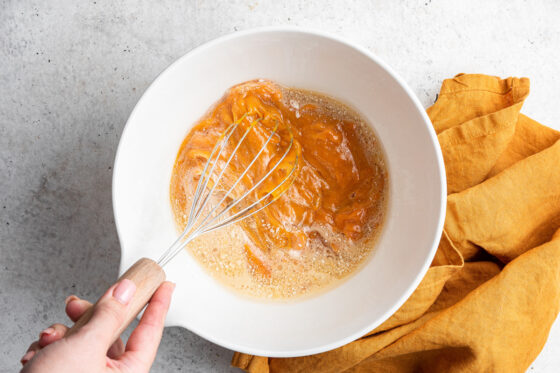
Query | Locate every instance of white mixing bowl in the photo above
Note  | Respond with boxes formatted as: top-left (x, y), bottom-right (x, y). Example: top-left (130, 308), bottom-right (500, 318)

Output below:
top-left (113, 27), bottom-right (446, 357)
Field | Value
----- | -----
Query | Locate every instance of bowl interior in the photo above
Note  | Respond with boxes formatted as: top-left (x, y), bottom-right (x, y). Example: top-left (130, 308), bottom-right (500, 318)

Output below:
top-left (113, 28), bottom-right (445, 357)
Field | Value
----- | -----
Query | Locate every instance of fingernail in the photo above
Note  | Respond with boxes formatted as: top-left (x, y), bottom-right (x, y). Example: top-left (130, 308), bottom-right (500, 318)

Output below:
top-left (112, 279), bottom-right (136, 305)
top-left (171, 282), bottom-right (176, 291)
top-left (65, 295), bottom-right (78, 305)
top-left (21, 350), bottom-right (35, 364)
top-left (39, 327), bottom-right (55, 339)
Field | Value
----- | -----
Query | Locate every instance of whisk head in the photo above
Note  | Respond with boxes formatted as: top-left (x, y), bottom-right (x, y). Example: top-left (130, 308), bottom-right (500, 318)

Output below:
top-left (158, 114), bottom-right (299, 266)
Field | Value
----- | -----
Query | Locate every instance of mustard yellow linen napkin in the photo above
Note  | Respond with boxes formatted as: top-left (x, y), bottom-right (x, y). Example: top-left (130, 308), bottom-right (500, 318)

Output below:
top-left (232, 74), bottom-right (560, 373)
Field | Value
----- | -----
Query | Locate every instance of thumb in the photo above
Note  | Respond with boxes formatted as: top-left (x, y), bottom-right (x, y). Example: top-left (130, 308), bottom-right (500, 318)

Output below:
top-left (80, 279), bottom-right (137, 351)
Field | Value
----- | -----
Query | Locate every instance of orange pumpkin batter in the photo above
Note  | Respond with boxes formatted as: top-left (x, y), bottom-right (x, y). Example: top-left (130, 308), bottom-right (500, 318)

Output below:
top-left (170, 80), bottom-right (387, 298)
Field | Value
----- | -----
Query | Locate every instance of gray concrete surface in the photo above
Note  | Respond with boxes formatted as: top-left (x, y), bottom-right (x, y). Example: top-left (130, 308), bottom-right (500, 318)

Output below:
top-left (1, 0), bottom-right (559, 372)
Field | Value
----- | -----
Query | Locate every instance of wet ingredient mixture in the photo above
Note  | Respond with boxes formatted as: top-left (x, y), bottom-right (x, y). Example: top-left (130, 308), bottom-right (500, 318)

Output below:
top-left (170, 80), bottom-right (388, 299)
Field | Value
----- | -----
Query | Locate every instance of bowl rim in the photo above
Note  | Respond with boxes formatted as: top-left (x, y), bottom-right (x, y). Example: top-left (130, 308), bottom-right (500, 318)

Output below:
top-left (112, 25), bottom-right (447, 357)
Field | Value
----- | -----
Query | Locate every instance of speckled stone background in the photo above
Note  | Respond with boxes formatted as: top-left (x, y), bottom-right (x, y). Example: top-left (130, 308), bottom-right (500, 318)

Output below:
top-left (1, 1), bottom-right (559, 372)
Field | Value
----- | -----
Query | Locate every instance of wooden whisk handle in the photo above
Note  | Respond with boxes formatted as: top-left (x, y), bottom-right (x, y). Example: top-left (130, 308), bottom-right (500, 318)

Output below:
top-left (66, 258), bottom-right (166, 343)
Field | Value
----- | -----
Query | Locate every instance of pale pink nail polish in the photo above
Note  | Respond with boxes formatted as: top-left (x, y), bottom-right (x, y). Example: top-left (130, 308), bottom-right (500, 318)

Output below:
top-left (65, 295), bottom-right (78, 305)
top-left (21, 350), bottom-right (35, 364)
top-left (112, 279), bottom-right (136, 305)
top-left (39, 327), bottom-right (55, 339)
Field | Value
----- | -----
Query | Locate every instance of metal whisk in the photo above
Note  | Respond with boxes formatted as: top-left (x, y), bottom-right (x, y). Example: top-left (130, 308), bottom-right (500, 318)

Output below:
top-left (158, 115), bottom-right (299, 266)
top-left (65, 114), bottom-right (299, 341)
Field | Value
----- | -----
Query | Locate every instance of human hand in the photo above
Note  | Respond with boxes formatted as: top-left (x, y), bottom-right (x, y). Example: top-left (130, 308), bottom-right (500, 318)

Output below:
top-left (20, 280), bottom-right (175, 373)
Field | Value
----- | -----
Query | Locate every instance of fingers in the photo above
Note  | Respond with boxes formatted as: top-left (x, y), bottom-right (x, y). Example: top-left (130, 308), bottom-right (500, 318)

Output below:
top-left (65, 295), bottom-right (93, 322)
top-left (21, 293), bottom-right (84, 367)
top-left (21, 291), bottom-right (131, 368)
top-left (21, 341), bottom-right (40, 365)
top-left (33, 296), bottom-right (91, 349)
top-left (38, 323), bottom-right (68, 347)
top-left (120, 282), bottom-right (175, 369)
top-left (22, 321), bottom-right (69, 366)
top-left (65, 294), bottom-right (127, 357)
top-left (77, 279), bottom-right (137, 351)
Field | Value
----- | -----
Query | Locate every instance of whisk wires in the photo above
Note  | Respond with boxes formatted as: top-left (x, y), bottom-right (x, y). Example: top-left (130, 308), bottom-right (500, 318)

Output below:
top-left (157, 114), bottom-right (298, 267)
